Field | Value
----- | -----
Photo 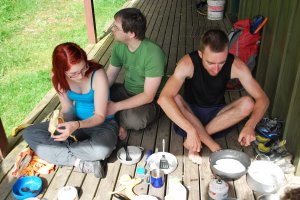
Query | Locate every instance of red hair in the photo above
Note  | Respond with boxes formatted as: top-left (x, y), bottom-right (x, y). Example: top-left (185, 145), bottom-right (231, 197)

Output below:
top-left (52, 42), bottom-right (103, 94)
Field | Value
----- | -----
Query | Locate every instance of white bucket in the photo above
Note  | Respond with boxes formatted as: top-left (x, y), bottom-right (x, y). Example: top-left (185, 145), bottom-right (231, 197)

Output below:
top-left (57, 186), bottom-right (78, 200)
top-left (207, 0), bottom-right (226, 20)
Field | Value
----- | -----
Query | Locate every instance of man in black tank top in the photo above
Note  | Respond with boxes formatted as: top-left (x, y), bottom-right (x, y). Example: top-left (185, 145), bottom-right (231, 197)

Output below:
top-left (158, 30), bottom-right (269, 164)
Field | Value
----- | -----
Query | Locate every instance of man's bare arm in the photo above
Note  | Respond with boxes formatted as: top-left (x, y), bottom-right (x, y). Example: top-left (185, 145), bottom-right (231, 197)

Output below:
top-left (111, 76), bottom-right (162, 113)
top-left (232, 58), bottom-right (269, 129)
top-left (106, 64), bottom-right (121, 87)
top-left (231, 58), bottom-right (269, 145)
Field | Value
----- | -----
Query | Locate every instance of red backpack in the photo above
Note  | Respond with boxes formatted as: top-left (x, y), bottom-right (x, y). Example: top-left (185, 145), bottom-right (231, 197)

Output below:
top-left (226, 17), bottom-right (267, 90)
top-left (229, 19), bottom-right (261, 71)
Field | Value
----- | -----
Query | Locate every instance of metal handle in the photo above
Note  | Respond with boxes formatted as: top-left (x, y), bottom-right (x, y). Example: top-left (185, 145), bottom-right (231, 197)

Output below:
top-left (162, 139), bottom-right (165, 152)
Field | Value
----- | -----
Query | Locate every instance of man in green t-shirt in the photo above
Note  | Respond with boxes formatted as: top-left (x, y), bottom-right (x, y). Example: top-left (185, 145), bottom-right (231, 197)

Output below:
top-left (106, 8), bottom-right (166, 140)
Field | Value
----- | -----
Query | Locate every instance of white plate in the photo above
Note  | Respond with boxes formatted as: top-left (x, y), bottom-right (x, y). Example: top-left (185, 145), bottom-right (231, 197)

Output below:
top-left (132, 195), bottom-right (158, 200)
top-left (117, 146), bottom-right (143, 165)
top-left (146, 152), bottom-right (178, 174)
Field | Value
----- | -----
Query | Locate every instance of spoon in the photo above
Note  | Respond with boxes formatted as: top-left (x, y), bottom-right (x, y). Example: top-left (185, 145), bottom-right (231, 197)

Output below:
top-left (124, 145), bottom-right (132, 161)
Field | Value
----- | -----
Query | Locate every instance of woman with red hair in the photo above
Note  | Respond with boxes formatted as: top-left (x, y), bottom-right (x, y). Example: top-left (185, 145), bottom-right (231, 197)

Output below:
top-left (23, 42), bottom-right (118, 178)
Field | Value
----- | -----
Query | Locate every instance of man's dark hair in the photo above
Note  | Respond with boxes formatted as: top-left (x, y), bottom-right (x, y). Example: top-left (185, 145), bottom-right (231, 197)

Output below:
top-left (114, 8), bottom-right (146, 40)
top-left (199, 29), bottom-right (229, 52)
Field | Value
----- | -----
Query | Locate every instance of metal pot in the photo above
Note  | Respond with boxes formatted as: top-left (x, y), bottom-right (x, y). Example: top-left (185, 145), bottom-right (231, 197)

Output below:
top-left (246, 160), bottom-right (285, 194)
top-left (209, 149), bottom-right (251, 180)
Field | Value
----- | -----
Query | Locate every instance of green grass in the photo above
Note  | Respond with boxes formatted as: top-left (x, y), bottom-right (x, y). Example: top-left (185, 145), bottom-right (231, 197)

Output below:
top-left (0, 0), bottom-right (126, 136)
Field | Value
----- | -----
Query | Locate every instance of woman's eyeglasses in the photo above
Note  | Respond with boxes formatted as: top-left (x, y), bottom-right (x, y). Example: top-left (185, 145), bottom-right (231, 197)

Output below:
top-left (65, 64), bottom-right (89, 78)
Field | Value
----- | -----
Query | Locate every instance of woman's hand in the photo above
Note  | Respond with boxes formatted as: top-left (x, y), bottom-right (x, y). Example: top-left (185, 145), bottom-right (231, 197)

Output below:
top-left (52, 121), bottom-right (79, 141)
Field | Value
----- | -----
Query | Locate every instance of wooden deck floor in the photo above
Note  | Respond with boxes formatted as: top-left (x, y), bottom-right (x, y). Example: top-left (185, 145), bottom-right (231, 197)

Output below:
top-left (1, 0), bottom-right (300, 199)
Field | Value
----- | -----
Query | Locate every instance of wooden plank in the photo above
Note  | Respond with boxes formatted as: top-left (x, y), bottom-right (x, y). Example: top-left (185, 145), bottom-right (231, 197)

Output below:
top-left (185, 0), bottom-right (194, 54)
top-left (79, 173), bottom-right (100, 199)
top-left (84, 43), bottom-right (96, 54)
top-left (92, 33), bottom-right (114, 63)
top-left (199, 147), bottom-right (215, 199)
top-left (0, 140), bottom-right (28, 182)
top-left (177, 0), bottom-right (187, 58)
top-left (65, 171), bottom-right (86, 193)
top-left (142, 0), bottom-right (156, 19)
top-left (100, 42), bottom-right (115, 68)
top-left (226, 128), bottom-right (255, 200)
top-left (139, 0), bottom-right (151, 13)
top-left (150, 0), bottom-right (169, 43)
top-left (110, 130), bottom-right (144, 200)
top-left (5, 167), bottom-right (60, 200)
top-left (167, 0), bottom-right (181, 75)
top-left (162, 0), bottom-right (178, 72)
top-left (0, 118), bottom-right (8, 159)
top-left (191, 0), bottom-right (198, 51)
top-left (0, 168), bottom-right (18, 199)
top-left (148, 115), bottom-right (170, 199)
top-left (183, 148), bottom-right (200, 200)
top-left (42, 166), bottom-right (73, 200)
top-left (133, 122), bottom-right (159, 196)
top-left (167, 126), bottom-right (184, 184)
top-left (93, 138), bottom-right (127, 200)
top-left (156, 0), bottom-right (173, 46)
top-left (0, 144), bottom-right (59, 199)
top-left (145, 0), bottom-right (161, 38)
top-left (35, 168), bottom-right (60, 199)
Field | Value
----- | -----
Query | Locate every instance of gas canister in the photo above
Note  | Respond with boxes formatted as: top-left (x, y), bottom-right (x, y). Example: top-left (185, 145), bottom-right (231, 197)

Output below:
top-left (208, 178), bottom-right (229, 200)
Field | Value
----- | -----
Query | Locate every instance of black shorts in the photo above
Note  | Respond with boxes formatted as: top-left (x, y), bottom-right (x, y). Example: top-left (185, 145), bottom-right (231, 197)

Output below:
top-left (173, 104), bottom-right (233, 139)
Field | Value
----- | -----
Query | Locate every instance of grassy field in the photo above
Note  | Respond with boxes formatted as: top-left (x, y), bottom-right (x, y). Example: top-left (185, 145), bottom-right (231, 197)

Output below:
top-left (0, 0), bottom-right (126, 136)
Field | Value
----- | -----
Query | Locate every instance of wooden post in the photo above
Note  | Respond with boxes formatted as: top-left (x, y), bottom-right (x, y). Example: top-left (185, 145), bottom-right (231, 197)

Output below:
top-left (84, 0), bottom-right (97, 44)
top-left (0, 118), bottom-right (8, 159)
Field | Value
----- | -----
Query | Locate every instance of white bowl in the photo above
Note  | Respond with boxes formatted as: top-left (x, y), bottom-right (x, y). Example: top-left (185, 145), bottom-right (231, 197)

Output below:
top-left (246, 160), bottom-right (285, 194)
top-left (117, 146), bottom-right (144, 165)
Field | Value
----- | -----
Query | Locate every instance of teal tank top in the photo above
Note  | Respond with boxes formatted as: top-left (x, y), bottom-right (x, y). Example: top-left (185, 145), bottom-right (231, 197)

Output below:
top-left (67, 70), bottom-right (113, 120)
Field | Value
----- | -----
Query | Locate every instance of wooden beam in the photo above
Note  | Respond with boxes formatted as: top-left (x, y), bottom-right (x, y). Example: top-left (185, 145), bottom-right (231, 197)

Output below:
top-left (0, 118), bottom-right (8, 159)
top-left (84, 0), bottom-right (97, 44)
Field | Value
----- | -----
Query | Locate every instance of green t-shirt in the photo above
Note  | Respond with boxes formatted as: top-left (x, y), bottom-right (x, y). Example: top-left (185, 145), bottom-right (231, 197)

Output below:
top-left (110, 38), bottom-right (166, 95)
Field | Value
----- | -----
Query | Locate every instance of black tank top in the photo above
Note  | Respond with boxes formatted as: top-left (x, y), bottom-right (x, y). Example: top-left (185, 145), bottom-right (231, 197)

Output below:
top-left (183, 51), bottom-right (234, 107)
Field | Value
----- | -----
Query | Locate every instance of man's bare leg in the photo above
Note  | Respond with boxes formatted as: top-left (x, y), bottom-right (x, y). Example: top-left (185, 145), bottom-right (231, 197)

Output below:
top-left (118, 126), bottom-right (127, 140)
top-left (205, 96), bottom-right (254, 135)
top-left (174, 95), bottom-right (221, 164)
top-left (174, 95), bottom-right (221, 150)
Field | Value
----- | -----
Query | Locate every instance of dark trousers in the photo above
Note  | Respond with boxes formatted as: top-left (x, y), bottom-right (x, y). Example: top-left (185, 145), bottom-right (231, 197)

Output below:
top-left (110, 83), bottom-right (162, 131)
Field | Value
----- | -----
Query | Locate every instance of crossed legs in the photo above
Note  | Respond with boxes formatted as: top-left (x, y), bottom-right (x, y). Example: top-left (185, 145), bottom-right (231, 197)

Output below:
top-left (174, 95), bottom-right (254, 164)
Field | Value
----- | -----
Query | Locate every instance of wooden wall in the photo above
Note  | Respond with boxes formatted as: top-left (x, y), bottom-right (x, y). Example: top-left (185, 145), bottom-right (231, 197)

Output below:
top-left (231, 0), bottom-right (300, 175)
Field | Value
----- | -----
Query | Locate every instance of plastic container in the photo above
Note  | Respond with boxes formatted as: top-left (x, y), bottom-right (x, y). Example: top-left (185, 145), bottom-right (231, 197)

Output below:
top-left (57, 186), bottom-right (78, 200)
top-left (12, 176), bottom-right (42, 200)
top-left (207, 0), bottom-right (226, 20)
top-left (165, 177), bottom-right (187, 200)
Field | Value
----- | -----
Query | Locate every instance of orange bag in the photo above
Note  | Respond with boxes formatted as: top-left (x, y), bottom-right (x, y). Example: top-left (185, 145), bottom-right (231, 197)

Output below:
top-left (12, 147), bottom-right (55, 177)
